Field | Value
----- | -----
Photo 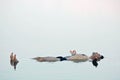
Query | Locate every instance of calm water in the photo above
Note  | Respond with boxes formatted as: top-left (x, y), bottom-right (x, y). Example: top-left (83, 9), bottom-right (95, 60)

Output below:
top-left (1, 0), bottom-right (120, 80)
top-left (0, 53), bottom-right (120, 80)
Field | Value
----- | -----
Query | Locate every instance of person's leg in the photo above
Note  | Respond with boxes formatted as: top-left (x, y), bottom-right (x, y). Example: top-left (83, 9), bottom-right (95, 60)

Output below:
top-left (10, 53), bottom-right (13, 60)
top-left (13, 60), bottom-right (19, 70)
top-left (10, 60), bottom-right (14, 66)
top-left (13, 54), bottom-right (16, 61)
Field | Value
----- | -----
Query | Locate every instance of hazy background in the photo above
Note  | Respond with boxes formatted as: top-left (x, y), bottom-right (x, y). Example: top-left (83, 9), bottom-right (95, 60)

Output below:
top-left (0, 0), bottom-right (120, 80)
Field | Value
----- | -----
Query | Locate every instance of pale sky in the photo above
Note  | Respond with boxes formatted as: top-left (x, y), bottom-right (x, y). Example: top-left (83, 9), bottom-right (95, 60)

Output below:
top-left (0, 0), bottom-right (120, 80)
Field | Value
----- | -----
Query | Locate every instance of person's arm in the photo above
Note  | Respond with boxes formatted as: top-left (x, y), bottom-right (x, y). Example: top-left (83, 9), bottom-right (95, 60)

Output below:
top-left (69, 50), bottom-right (76, 56)
top-left (73, 50), bottom-right (76, 55)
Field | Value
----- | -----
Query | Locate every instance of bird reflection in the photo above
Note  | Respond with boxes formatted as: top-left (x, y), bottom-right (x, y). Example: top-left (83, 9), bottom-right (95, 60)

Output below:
top-left (10, 52), bottom-right (19, 70)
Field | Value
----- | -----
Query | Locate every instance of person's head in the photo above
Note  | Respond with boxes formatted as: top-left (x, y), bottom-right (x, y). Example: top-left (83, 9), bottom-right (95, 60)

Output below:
top-left (91, 52), bottom-right (104, 61)
top-left (97, 55), bottom-right (104, 61)
top-left (91, 54), bottom-right (104, 67)
top-left (90, 52), bottom-right (99, 60)
top-left (100, 55), bottom-right (104, 59)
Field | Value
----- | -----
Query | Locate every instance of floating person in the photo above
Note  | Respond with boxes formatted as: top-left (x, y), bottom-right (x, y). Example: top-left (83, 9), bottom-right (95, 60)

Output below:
top-left (10, 52), bottom-right (19, 70)
top-left (33, 50), bottom-right (104, 67)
